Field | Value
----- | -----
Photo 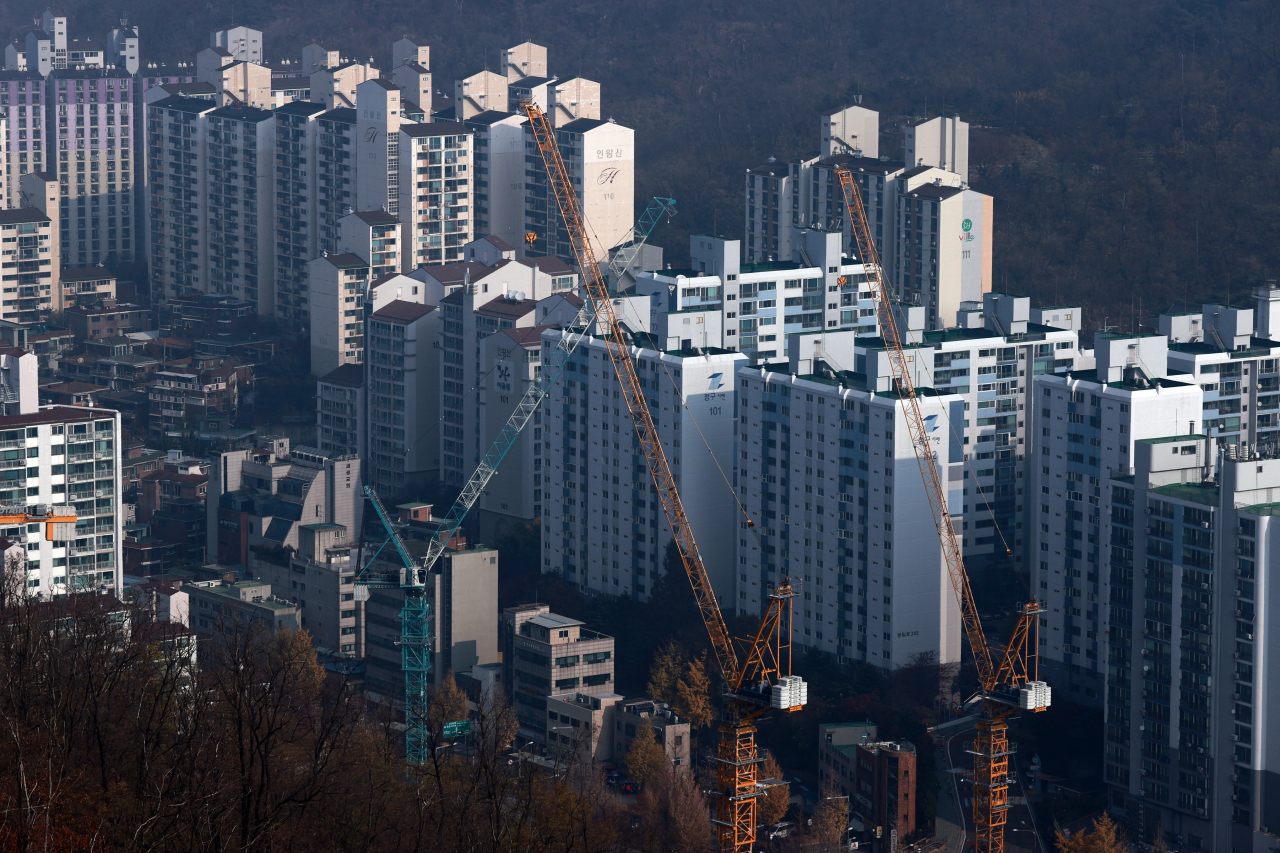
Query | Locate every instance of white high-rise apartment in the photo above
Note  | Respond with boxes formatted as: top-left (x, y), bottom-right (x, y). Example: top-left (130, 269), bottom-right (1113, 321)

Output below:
top-left (1031, 335), bottom-right (1202, 705)
top-left (205, 106), bottom-right (275, 313)
top-left (338, 210), bottom-right (400, 279)
top-left (893, 166), bottom-right (992, 330)
top-left (0, 73), bottom-right (50, 210)
top-left (146, 94), bottom-right (216, 303)
top-left (634, 232), bottom-right (880, 364)
top-left (307, 252), bottom-right (368, 376)
top-left (542, 334), bottom-right (746, 603)
top-left (316, 363), bottom-right (365, 459)
top-left (397, 121), bottom-right (473, 266)
top-left (523, 117), bottom-right (633, 263)
top-left (364, 300), bottom-right (441, 499)
top-left (210, 26), bottom-right (263, 64)
top-left (0, 348), bottom-right (122, 599)
top-left (0, 205), bottom-right (57, 323)
top-left (316, 107), bottom-right (356, 256)
top-left (1099, 437), bottom-right (1280, 852)
top-left (464, 110), bottom-right (526, 249)
top-left (49, 68), bottom-right (137, 267)
top-left (733, 363), bottom-right (962, 668)
top-left (273, 100), bottom-right (326, 323)
top-left (354, 78), bottom-right (402, 216)
top-left (904, 115), bottom-right (970, 181)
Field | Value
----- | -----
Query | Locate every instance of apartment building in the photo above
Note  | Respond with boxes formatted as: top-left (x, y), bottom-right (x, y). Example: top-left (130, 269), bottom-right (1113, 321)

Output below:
top-left (252, 521), bottom-right (359, 654)
top-left (542, 333), bottom-right (746, 604)
top-left (307, 252), bottom-right (368, 375)
top-left (365, 300), bottom-right (440, 499)
top-left (145, 360), bottom-right (243, 440)
top-left (316, 363), bottom-right (364, 458)
top-left (210, 26), bottom-right (263, 64)
top-left (316, 107), bottom-right (356, 256)
top-left (398, 121), bottom-right (473, 266)
top-left (464, 110), bottom-right (527, 249)
top-left (186, 578), bottom-right (299, 637)
top-left (892, 165), bottom-right (993, 330)
top-left (1160, 297), bottom-right (1280, 449)
top-left (0, 402), bottom-right (122, 599)
top-left (207, 440), bottom-right (363, 565)
top-left (904, 115), bottom-right (969, 181)
top-left (734, 358), bottom-right (963, 668)
top-left (273, 100), bottom-right (326, 323)
top-left (1031, 336), bottom-right (1202, 704)
top-left (501, 604), bottom-right (616, 743)
top-left (48, 68), bottom-right (136, 267)
top-left (205, 105), bottom-right (274, 312)
top-left (436, 259), bottom-right (578, 489)
top-left (146, 95), bottom-right (216, 303)
top-left (0, 207), bottom-right (56, 323)
top-left (1101, 437), bottom-right (1280, 852)
top-left (363, 541), bottom-right (497, 695)
top-left (58, 266), bottom-right (116, 308)
top-left (0, 71), bottom-right (49, 209)
top-left (634, 233), bottom-right (880, 364)
top-left (523, 117), bottom-right (633, 263)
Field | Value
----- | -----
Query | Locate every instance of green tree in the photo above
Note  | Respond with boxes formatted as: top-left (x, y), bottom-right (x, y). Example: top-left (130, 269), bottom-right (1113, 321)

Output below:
top-left (625, 723), bottom-right (667, 787)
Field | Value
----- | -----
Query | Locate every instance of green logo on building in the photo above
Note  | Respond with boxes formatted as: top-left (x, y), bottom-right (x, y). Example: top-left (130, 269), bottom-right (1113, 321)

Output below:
top-left (961, 219), bottom-right (973, 232)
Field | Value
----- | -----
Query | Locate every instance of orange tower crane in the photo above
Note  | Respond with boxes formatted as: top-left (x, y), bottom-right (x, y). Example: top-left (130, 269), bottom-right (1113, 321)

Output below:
top-left (834, 164), bottom-right (1050, 853)
top-left (523, 101), bottom-right (805, 853)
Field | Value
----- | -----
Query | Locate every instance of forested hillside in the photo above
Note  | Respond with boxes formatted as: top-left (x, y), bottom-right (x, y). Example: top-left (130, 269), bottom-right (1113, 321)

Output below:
top-left (10, 0), bottom-right (1279, 329)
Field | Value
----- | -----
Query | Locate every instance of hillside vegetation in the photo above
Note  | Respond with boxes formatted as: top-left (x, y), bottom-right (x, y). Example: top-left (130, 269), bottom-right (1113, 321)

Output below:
top-left (10, 0), bottom-right (1279, 327)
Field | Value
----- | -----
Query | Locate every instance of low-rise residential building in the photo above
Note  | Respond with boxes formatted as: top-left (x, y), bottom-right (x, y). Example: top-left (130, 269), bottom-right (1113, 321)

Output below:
top-left (136, 469), bottom-right (208, 522)
top-left (251, 521), bottom-right (358, 655)
top-left (362, 540), bottom-right (498, 695)
top-left (146, 361), bottom-right (243, 441)
top-left (65, 301), bottom-right (151, 341)
top-left (503, 605), bottom-right (616, 743)
top-left (207, 440), bottom-right (362, 566)
top-left (186, 577), bottom-right (299, 636)
top-left (612, 700), bottom-right (691, 771)
top-left (59, 267), bottom-right (116, 308)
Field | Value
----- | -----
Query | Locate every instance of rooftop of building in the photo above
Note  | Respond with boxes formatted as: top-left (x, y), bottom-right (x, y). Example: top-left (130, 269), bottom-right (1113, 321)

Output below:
top-left (739, 259), bottom-right (804, 274)
top-left (350, 209), bottom-right (399, 225)
top-left (516, 255), bottom-right (576, 275)
top-left (370, 300), bottom-right (435, 323)
top-left (0, 209), bottom-right (50, 225)
top-left (1149, 481), bottom-right (1219, 507)
top-left (818, 153), bottom-right (905, 173)
top-left (318, 362), bottom-right (364, 387)
top-left (528, 613), bottom-right (584, 630)
top-left (274, 99), bottom-right (326, 116)
top-left (463, 109), bottom-right (521, 126)
top-left (59, 266), bottom-right (116, 282)
top-left (317, 252), bottom-right (367, 269)
top-left (905, 183), bottom-right (965, 201)
top-left (417, 261), bottom-right (493, 288)
top-left (1167, 337), bottom-right (1280, 358)
top-left (401, 120), bottom-right (469, 138)
top-left (0, 405), bottom-right (116, 428)
top-left (319, 107), bottom-right (356, 123)
top-left (498, 324), bottom-right (553, 347)
top-left (1140, 434), bottom-right (1209, 446)
top-left (208, 104), bottom-right (273, 122)
top-left (149, 94), bottom-right (218, 113)
top-left (1055, 369), bottom-right (1193, 391)
top-left (558, 117), bottom-right (613, 133)
top-left (476, 296), bottom-right (536, 319)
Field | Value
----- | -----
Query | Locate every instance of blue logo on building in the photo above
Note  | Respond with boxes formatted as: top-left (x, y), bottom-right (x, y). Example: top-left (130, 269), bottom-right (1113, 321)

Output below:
top-left (708, 373), bottom-right (724, 390)
top-left (923, 414), bottom-right (940, 433)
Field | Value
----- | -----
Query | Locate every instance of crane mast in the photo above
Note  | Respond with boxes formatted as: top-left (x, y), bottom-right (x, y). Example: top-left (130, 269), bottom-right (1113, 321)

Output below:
top-left (524, 102), bottom-right (803, 853)
top-left (834, 165), bottom-right (1048, 853)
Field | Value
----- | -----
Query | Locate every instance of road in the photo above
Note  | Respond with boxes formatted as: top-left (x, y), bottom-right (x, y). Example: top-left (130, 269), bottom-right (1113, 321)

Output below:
top-left (944, 723), bottom-right (1044, 853)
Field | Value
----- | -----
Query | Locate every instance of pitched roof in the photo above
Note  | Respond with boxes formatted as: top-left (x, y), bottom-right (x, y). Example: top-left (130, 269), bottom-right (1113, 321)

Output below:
top-left (318, 252), bottom-right (367, 269)
top-left (484, 235), bottom-right (514, 251)
top-left (351, 210), bottom-right (398, 225)
top-left (521, 255), bottom-right (575, 275)
top-left (401, 120), bottom-right (470, 138)
top-left (370, 300), bottom-right (435, 323)
top-left (319, 362), bottom-right (364, 387)
top-left (499, 324), bottom-right (553, 347)
top-left (0, 209), bottom-right (50, 225)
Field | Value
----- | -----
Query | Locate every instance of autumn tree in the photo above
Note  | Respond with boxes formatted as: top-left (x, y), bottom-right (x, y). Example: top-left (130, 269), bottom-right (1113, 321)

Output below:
top-left (809, 778), bottom-right (848, 852)
top-left (638, 768), bottom-right (712, 853)
top-left (647, 640), bottom-right (685, 705)
top-left (675, 650), bottom-right (716, 730)
top-left (430, 669), bottom-right (470, 737)
top-left (1056, 813), bottom-right (1127, 853)
top-left (758, 754), bottom-right (791, 826)
top-left (626, 724), bottom-right (668, 787)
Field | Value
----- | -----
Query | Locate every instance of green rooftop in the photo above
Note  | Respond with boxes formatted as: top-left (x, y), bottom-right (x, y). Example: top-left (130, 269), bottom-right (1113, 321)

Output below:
top-left (1150, 482), bottom-right (1219, 507)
